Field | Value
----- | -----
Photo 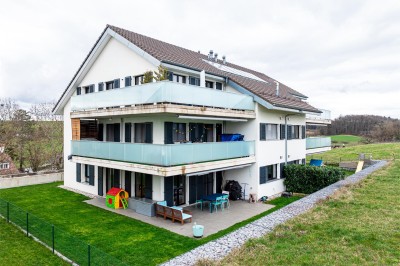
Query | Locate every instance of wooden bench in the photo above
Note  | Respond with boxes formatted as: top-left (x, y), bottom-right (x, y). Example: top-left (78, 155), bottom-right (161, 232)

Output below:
top-left (155, 204), bottom-right (192, 225)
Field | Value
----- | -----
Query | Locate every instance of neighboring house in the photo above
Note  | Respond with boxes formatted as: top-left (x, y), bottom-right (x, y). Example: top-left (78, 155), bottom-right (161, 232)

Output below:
top-left (53, 25), bottom-right (322, 206)
top-left (0, 145), bottom-right (19, 175)
top-left (306, 109), bottom-right (332, 154)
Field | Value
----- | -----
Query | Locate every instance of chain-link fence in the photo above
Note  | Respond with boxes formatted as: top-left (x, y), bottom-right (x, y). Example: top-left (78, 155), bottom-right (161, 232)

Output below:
top-left (0, 198), bottom-right (128, 266)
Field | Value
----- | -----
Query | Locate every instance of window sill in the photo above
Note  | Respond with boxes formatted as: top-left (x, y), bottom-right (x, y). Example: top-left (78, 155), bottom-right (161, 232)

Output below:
top-left (260, 178), bottom-right (280, 185)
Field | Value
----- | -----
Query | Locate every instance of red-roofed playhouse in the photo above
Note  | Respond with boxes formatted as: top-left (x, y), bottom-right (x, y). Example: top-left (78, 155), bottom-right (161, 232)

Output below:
top-left (106, 187), bottom-right (129, 209)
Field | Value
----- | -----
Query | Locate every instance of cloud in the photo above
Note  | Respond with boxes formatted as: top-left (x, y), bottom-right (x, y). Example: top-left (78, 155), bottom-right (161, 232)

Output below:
top-left (0, 0), bottom-right (399, 119)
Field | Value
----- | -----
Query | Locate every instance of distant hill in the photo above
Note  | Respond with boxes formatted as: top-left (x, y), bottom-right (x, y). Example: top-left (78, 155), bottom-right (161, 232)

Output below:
top-left (327, 115), bottom-right (399, 136)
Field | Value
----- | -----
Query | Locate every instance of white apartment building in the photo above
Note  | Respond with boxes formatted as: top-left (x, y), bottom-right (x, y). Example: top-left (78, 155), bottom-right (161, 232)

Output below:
top-left (53, 25), bottom-right (323, 207)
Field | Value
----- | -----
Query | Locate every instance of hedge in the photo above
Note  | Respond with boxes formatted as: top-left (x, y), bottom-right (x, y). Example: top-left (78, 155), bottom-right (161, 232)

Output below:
top-left (283, 164), bottom-right (345, 194)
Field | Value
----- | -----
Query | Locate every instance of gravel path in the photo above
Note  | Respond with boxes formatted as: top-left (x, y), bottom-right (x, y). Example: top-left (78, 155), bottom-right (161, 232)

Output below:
top-left (161, 160), bottom-right (388, 266)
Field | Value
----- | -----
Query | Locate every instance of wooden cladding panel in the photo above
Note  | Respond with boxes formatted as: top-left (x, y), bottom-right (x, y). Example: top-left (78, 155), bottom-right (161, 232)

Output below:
top-left (71, 118), bottom-right (80, 140)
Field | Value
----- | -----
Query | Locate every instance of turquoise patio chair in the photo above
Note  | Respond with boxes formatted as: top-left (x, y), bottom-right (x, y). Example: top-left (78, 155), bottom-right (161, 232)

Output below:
top-left (195, 199), bottom-right (204, 210)
top-left (221, 194), bottom-right (230, 209)
top-left (210, 196), bottom-right (223, 213)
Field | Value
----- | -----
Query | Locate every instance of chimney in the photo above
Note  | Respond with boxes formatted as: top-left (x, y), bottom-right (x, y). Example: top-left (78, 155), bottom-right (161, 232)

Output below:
top-left (222, 55), bottom-right (226, 64)
top-left (214, 53), bottom-right (218, 62)
top-left (208, 50), bottom-right (214, 60)
top-left (275, 81), bottom-right (279, 96)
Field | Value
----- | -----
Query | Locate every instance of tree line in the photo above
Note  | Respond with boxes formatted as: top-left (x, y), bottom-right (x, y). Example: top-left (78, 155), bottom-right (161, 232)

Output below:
top-left (321, 115), bottom-right (400, 142)
top-left (0, 98), bottom-right (63, 172)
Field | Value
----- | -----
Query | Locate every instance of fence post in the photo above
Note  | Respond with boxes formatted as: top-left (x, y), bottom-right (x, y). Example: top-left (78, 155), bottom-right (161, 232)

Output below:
top-left (26, 212), bottom-right (29, 237)
top-left (52, 225), bottom-right (55, 254)
top-left (6, 202), bottom-right (9, 222)
top-left (88, 244), bottom-right (91, 266)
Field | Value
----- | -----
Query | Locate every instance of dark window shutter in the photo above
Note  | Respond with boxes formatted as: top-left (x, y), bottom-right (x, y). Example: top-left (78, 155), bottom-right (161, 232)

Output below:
top-left (89, 165), bottom-right (95, 185)
top-left (114, 79), bottom-right (120, 89)
top-left (164, 176), bottom-right (173, 206)
top-left (144, 174), bottom-right (152, 199)
top-left (145, 123), bottom-right (153, 143)
top-left (259, 166), bottom-right (267, 184)
top-left (125, 123), bottom-right (132, 142)
top-left (77, 87), bottom-right (81, 95)
top-left (216, 82), bottom-right (222, 90)
top-left (114, 123), bottom-right (120, 142)
top-left (98, 167), bottom-right (103, 196)
top-left (260, 123), bottom-right (266, 141)
top-left (280, 124), bottom-right (286, 140)
top-left (287, 125), bottom-right (292, 140)
top-left (280, 163), bottom-right (285, 179)
top-left (76, 163), bottom-right (81, 182)
top-left (302, 125), bottom-right (306, 139)
top-left (125, 76), bottom-right (132, 87)
top-left (164, 122), bottom-right (173, 144)
top-left (168, 72), bottom-right (173, 81)
top-left (98, 82), bottom-right (104, 91)
top-left (98, 124), bottom-right (103, 141)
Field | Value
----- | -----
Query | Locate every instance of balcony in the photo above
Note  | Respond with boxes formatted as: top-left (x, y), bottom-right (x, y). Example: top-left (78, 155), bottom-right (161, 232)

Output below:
top-left (306, 137), bottom-right (331, 154)
top-left (70, 81), bottom-right (255, 119)
top-left (306, 109), bottom-right (331, 125)
top-left (71, 140), bottom-right (255, 167)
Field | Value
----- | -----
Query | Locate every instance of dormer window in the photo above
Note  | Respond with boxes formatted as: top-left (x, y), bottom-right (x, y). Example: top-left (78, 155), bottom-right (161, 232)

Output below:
top-left (189, 76), bottom-right (200, 86)
top-left (205, 81), bottom-right (214, 89)
top-left (172, 74), bottom-right (186, 84)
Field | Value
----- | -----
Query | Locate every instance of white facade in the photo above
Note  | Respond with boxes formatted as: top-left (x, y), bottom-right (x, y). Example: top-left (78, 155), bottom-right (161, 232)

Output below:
top-left (56, 27), bottom-right (314, 207)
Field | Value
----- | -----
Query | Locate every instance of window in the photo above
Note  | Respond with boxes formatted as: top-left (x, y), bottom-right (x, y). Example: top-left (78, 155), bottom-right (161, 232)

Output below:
top-left (98, 82), bottom-right (104, 92)
top-left (292, 125), bottom-right (300, 139)
top-left (164, 122), bottom-right (186, 144)
top-left (84, 164), bottom-right (90, 183)
top-left (135, 75), bottom-right (144, 85)
top-left (205, 81), bottom-right (214, 88)
top-left (260, 123), bottom-right (278, 140)
top-left (172, 74), bottom-right (186, 84)
top-left (172, 123), bottom-right (186, 143)
top-left (134, 123), bottom-right (153, 143)
top-left (260, 164), bottom-right (277, 184)
top-left (189, 76), bottom-right (200, 86)
top-left (216, 82), bottom-right (223, 90)
top-left (106, 81), bottom-right (114, 90)
top-left (0, 163), bottom-right (9, 169)
top-left (125, 76), bottom-right (132, 87)
top-left (84, 164), bottom-right (94, 185)
top-left (189, 123), bottom-right (213, 142)
top-left (77, 87), bottom-right (81, 95)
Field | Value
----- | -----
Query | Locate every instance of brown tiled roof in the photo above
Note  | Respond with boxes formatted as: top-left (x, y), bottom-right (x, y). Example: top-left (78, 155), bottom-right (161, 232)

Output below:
top-left (109, 25), bottom-right (320, 113)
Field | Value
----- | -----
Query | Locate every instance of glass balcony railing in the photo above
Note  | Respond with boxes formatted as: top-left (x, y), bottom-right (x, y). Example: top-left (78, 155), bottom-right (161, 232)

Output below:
top-left (71, 81), bottom-right (255, 112)
top-left (306, 137), bottom-right (331, 149)
top-left (71, 140), bottom-right (255, 166)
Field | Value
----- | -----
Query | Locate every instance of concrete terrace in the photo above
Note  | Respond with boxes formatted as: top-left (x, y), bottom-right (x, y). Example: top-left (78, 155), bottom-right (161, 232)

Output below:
top-left (85, 198), bottom-right (274, 238)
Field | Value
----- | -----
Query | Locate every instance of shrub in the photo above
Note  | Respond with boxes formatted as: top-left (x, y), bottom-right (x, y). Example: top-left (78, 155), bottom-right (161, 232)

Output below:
top-left (283, 164), bottom-right (345, 194)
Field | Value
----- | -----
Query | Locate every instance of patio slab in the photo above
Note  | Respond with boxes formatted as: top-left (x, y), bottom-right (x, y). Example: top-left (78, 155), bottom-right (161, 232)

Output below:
top-left (85, 198), bottom-right (274, 238)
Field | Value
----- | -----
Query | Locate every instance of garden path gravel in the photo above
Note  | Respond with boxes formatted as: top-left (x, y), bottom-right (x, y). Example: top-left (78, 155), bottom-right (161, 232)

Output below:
top-left (161, 160), bottom-right (388, 266)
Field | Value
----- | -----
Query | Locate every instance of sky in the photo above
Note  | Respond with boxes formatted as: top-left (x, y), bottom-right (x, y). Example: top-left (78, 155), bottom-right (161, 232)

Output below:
top-left (0, 0), bottom-right (399, 119)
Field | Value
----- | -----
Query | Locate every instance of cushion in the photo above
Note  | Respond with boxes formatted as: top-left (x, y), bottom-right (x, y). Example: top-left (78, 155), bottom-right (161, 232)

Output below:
top-left (157, 201), bottom-right (167, 206)
top-left (182, 213), bottom-right (192, 220)
top-left (171, 206), bottom-right (183, 211)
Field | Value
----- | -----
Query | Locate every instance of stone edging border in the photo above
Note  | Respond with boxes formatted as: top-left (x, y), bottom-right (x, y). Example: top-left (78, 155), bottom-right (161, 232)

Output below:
top-left (161, 160), bottom-right (388, 266)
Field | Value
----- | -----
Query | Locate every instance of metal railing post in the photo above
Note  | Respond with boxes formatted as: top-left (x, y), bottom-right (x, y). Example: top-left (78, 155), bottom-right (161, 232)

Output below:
top-left (52, 225), bottom-right (55, 253)
top-left (26, 212), bottom-right (29, 237)
top-left (88, 244), bottom-right (91, 266)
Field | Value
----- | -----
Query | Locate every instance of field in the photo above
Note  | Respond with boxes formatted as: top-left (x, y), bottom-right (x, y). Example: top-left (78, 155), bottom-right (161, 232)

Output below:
top-left (331, 135), bottom-right (363, 144)
top-left (0, 218), bottom-right (68, 266)
top-left (206, 142), bottom-right (400, 265)
top-left (0, 183), bottom-right (299, 265)
top-left (308, 142), bottom-right (400, 165)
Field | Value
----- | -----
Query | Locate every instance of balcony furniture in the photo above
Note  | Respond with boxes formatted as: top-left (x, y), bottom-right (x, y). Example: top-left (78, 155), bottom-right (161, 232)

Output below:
top-left (195, 199), bottom-right (204, 210)
top-left (171, 208), bottom-right (192, 225)
top-left (202, 193), bottom-right (226, 213)
top-left (210, 196), bottom-right (224, 213)
top-left (221, 194), bottom-right (230, 209)
top-left (220, 134), bottom-right (244, 141)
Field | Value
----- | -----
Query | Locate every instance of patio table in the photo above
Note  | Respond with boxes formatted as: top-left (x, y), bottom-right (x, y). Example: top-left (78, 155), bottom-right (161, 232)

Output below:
top-left (202, 193), bottom-right (226, 213)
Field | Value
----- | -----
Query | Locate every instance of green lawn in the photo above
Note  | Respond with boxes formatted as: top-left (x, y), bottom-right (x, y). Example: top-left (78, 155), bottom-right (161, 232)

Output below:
top-left (308, 142), bottom-right (400, 165)
top-left (331, 134), bottom-right (363, 145)
top-left (0, 218), bottom-right (68, 266)
top-left (0, 183), bottom-right (299, 265)
top-left (210, 159), bottom-right (400, 265)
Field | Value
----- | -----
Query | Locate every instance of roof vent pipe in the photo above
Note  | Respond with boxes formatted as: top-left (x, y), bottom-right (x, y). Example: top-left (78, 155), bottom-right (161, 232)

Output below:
top-left (222, 55), bottom-right (226, 64)
top-left (275, 81), bottom-right (280, 96)
top-left (214, 53), bottom-right (218, 62)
